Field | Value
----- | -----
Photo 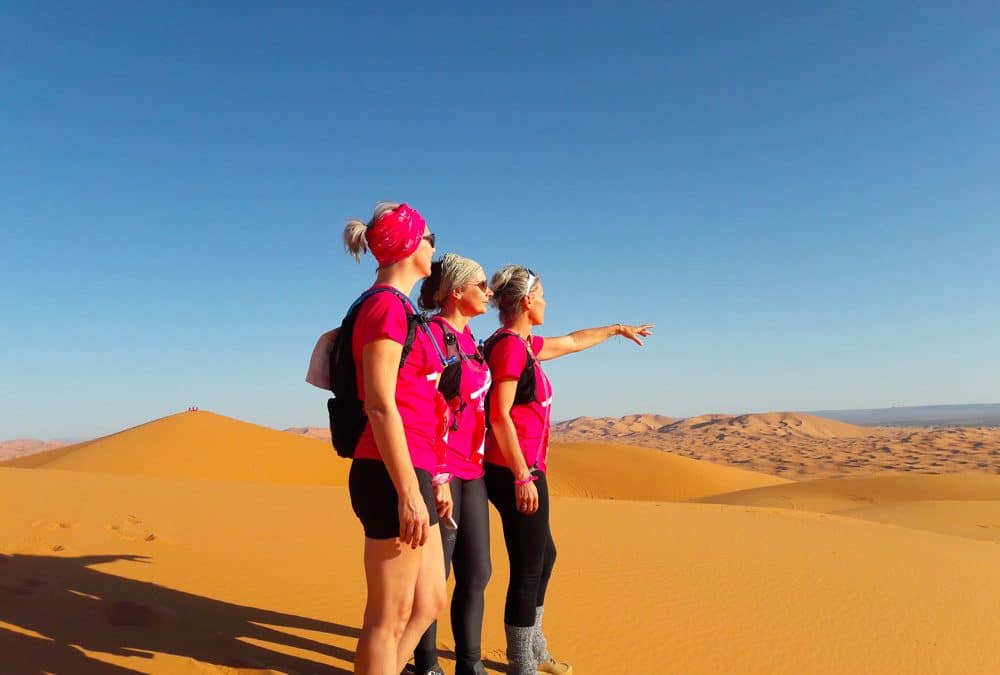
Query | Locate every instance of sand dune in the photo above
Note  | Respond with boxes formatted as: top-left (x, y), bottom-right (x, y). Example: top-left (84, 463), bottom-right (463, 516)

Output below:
top-left (659, 411), bottom-right (870, 438)
top-left (837, 500), bottom-right (1000, 542)
top-left (284, 426), bottom-right (332, 441)
top-left (7, 411), bottom-right (1000, 673)
top-left (6, 411), bottom-right (788, 501)
top-left (2, 410), bottom-right (348, 486)
top-left (546, 441), bottom-right (788, 501)
top-left (553, 411), bottom-right (1000, 478)
top-left (551, 413), bottom-right (675, 438)
top-left (5, 467), bottom-right (1000, 674)
top-left (694, 472), bottom-right (1000, 512)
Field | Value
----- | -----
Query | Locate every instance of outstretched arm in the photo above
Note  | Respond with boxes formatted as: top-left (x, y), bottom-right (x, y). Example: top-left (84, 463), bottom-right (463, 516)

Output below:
top-left (537, 323), bottom-right (654, 361)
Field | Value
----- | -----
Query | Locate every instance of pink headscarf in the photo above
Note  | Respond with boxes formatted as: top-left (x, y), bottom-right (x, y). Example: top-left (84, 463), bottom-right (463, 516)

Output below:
top-left (367, 204), bottom-right (426, 267)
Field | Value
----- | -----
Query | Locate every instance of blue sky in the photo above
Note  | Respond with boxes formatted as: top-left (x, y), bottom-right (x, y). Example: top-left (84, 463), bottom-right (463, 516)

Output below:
top-left (2, 2), bottom-right (997, 439)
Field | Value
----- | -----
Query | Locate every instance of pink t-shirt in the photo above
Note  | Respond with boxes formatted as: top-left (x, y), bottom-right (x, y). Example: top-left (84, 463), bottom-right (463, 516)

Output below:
top-left (484, 331), bottom-right (553, 472)
top-left (427, 317), bottom-right (492, 480)
top-left (351, 286), bottom-right (447, 473)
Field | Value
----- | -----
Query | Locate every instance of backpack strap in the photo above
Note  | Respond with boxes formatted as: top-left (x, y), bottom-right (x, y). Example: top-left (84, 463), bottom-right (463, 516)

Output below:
top-left (482, 330), bottom-right (537, 405)
top-left (352, 287), bottom-right (451, 369)
top-left (430, 316), bottom-right (465, 364)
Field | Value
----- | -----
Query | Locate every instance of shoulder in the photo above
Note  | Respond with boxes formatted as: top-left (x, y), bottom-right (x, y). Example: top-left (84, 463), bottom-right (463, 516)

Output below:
top-left (357, 288), bottom-right (410, 321)
top-left (487, 332), bottom-right (528, 376)
top-left (355, 288), bottom-right (411, 345)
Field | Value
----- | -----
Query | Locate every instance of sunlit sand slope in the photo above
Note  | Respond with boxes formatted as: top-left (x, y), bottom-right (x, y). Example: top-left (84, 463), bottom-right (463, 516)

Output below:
top-left (5, 467), bottom-right (1000, 674)
top-left (1, 410), bottom-right (347, 486)
top-left (546, 441), bottom-right (789, 501)
top-left (836, 500), bottom-right (1000, 542)
top-left (693, 472), bottom-right (1000, 512)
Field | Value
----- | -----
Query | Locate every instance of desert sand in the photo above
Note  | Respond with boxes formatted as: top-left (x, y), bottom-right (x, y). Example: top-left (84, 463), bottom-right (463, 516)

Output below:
top-left (553, 411), bottom-right (1000, 478)
top-left (4, 409), bottom-right (1000, 674)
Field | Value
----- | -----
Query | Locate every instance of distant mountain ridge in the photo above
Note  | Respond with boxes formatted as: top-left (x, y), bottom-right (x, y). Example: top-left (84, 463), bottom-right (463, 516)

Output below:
top-left (809, 404), bottom-right (1000, 427)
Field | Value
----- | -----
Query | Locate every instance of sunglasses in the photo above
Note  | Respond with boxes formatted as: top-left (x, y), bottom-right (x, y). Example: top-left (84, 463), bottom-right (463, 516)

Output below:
top-left (422, 233), bottom-right (436, 248)
top-left (468, 280), bottom-right (488, 292)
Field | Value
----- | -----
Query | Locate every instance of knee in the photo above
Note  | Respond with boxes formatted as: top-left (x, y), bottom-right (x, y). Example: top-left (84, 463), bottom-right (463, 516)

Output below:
top-left (412, 581), bottom-right (447, 625)
top-left (458, 559), bottom-right (491, 593)
top-left (366, 599), bottom-right (413, 640)
top-left (543, 546), bottom-right (557, 576)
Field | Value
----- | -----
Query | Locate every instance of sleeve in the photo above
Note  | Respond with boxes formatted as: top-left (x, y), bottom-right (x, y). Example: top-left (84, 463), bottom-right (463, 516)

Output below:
top-left (530, 335), bottom-right (545, 356)
top-left (488, 336), bottom-right (528, 381)
top-left (354, 293), bottom-right (409, 349)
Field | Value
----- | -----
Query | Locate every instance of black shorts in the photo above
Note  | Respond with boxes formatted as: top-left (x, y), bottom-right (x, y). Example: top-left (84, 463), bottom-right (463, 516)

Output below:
top-left (349, 458), bottom-right (439, 540)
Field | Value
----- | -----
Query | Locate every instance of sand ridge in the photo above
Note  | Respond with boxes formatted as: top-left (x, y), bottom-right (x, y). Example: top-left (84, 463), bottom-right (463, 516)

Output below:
top-left (546, 441), bottom-right (788, 501)
top-left (3, 410), bottom-right (349, 486)
top-left (553, 411), bottom-right (1000, 478)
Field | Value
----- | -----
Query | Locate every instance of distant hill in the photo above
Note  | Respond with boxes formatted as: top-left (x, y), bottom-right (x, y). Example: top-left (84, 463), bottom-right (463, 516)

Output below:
top-left (811, 404), bottom-right (1000, 427)
top-left (0, 438), bottom-right (66, 462)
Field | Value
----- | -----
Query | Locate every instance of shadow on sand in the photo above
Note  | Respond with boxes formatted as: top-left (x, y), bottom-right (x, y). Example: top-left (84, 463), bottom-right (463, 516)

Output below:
top-left (1, 552), bottom-right (357, 674)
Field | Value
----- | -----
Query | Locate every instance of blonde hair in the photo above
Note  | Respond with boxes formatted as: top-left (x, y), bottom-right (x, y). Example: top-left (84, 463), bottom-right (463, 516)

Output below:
top-left (489, 264), bottom-right (539, 325)
top-left (419, 253), bottom-right (485, 311)
top-left (343, 201), bottom-right (401, 262)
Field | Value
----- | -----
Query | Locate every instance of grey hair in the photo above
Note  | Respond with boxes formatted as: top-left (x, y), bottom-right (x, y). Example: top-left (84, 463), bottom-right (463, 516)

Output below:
top-left (489, 264), bottom-right (539, 325)
top-left (418, 253), bottom-right (485, 311)
top-left (343, 201), bottom-right (401, 263)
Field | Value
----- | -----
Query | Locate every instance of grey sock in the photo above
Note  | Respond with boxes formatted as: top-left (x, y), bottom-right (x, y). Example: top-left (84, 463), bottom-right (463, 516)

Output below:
top-left (504, 623), bottom-right (536, 675)
top-left (533, 605), bottom-right (551, 664)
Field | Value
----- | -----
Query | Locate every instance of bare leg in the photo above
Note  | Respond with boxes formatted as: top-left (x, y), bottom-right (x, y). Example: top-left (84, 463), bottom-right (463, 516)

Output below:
top-left (354, 535), bottom-right (424, 675)
top-left (394, 524), bottom-right (447, 674)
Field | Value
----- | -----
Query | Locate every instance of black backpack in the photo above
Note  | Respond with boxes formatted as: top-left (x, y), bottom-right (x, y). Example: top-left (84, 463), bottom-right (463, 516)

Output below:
top-left (327, 287), bottom-right (447, 457)
top-left (432, 317), bottom-right (485, 431)
top-left (482, 330), bottom-right (538, 428)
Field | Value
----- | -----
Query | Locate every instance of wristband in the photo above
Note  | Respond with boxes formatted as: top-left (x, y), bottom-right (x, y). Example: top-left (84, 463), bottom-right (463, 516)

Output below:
top-left (514, 474), bottom-right (538, 486)
top-left (431, 472), bottom-right (452, 486)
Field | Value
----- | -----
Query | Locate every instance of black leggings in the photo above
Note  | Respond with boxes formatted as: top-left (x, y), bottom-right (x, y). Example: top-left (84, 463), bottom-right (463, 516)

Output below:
top-left (414, 476), bottom-right (492, 674)
top-left (484, 463), bottom-right (557, 628)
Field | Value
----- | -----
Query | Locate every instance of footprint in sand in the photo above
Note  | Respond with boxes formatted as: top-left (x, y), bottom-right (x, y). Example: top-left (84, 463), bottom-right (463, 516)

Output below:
top-left (51, 544), bottom-right (65, 552)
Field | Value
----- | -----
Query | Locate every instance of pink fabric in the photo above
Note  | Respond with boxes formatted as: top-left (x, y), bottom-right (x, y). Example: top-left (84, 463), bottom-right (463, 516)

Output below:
top-left (428, 318), bottom-right (492, 480)
top-left (366, 204), bottom-right (426, 267)
top-left (351, 285), bottom-right (447, 473)
top-left (484, 332), bottom-right (553, 472)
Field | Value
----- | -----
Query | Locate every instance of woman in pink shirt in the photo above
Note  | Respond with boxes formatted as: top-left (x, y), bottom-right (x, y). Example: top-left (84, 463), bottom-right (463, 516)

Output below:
top-left (411, 253), bottom-right (494, 675)
top-left (342, 202), bottom-right (450, 675)
top-left (484, 264), bottom-right (653, 675)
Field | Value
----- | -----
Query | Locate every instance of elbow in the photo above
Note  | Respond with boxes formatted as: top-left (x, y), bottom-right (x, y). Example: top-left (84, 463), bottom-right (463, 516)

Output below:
top-left (365, 400), bottom-right (395, 427)
top-left (489, 408), bottom-right (510, 428)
